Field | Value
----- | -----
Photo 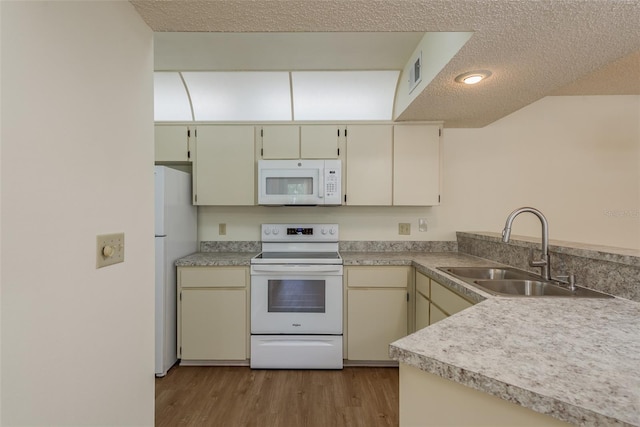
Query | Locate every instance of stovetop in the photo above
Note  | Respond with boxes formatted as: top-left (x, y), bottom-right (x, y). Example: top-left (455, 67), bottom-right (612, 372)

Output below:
top-left (251, 251), bottom-right (342, 265)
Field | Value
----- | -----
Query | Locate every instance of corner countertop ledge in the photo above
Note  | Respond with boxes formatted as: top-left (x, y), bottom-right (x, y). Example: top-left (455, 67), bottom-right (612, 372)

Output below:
top-left (390, 297), bottom-right (640, 426)
top-left (175, 251), bottom-right (257, 266)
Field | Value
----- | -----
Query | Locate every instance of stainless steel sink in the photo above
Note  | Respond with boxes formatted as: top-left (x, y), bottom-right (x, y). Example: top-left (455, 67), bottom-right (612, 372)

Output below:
top-left (438, 266), bottom-right (613, 298)
top-left (472, 279), bottom-right (574, 296)
top-left (440, 267), bottom-right (539, 281)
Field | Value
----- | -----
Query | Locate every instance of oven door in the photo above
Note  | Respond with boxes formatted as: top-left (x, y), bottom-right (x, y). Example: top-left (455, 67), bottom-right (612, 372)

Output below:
top-left (251, 264), bottom-right (343, 334)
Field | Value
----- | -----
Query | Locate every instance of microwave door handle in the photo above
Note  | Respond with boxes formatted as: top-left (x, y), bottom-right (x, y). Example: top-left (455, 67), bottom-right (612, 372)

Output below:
top-left (318, 171), bottom-right (324, 199)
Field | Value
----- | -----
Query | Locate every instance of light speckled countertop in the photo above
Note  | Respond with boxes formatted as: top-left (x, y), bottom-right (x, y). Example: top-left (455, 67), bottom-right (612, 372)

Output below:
top-left (176, 250), bottom-right (640, 426)
top-left (175, 251), bottom-right (258, 266)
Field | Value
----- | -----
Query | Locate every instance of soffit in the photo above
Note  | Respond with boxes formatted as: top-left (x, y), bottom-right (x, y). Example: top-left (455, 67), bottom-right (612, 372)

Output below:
top-left (131, 0), bottom-right (640, 128)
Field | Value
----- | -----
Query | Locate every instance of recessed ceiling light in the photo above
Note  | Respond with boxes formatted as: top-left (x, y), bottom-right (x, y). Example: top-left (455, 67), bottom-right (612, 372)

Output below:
top-left (455, 70), bottom-right (492, 85)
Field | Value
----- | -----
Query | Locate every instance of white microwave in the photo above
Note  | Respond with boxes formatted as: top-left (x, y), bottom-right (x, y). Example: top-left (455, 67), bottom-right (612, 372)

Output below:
top-left (258, 159), bottom-right (342, 206)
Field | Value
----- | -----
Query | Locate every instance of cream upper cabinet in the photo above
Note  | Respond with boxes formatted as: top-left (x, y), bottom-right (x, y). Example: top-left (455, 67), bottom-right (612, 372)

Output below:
top-left (300, 125), bottom-right (344, 159)
top-left (193, 125), bottom-right (255, 205)
top-left (155, 125), bottom-right (193, 163)
top-left (345, 266), bottom-right (410, 361)
top-left (393, 124), bottom-right (441, 206)
top-left (260, 125), bottom-right (300, 159)
top-left (344, 125), bottom-right (393, 205)
top-left (260, 125), bottom-right (342, 159)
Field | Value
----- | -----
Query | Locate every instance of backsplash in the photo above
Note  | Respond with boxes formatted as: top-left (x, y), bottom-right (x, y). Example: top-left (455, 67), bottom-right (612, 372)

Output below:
top-left (199, 234), bottom-right (639, 302)
top-left (200, 240), bottom-right (457, 253)
top-left (457, 232), bottom-right (640, 302)
top-left (201, 241), bottom-right (260, 252)
top-left (339, 241), bottom-right (457, 252)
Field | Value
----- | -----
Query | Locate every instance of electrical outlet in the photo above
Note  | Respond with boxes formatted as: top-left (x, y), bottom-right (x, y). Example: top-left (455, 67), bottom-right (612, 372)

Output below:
top-left (219, 223), bottom-right (227, 235)
top-left (419, 218), bottom-right (428, 232)
top-left (96, 232), bottom-right (124, 268)
top-left (399, 223), bottom-right (411, 235)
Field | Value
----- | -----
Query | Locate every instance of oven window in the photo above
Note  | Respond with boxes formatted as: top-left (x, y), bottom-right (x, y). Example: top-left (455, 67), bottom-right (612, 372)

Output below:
top-left (268, 279), bottom-right (325, 313)
top-left (265, 177), bottom-right (313, 196)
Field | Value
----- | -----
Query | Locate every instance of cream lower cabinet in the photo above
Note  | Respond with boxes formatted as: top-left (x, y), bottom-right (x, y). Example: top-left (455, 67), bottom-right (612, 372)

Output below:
top-left (415, 271), bottom-right (430, 330)
top-left (400, 364), bottom-right (571, 426)
top-left (345, 266), bottom-right (410, 361)
top-left (415, 271), bottom-right (474, 328)
top-left (178, 266), bottom-right (249, 362)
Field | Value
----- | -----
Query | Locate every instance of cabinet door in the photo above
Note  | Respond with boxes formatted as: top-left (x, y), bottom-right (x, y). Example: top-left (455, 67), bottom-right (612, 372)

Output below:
top-left (430, 279), bottom-right (473, 316)
top-left (300, 125), bottom-right (342, 159)
top-left (393, 125), bottom-right (440, 206)
top-left (347, 288), bottom-right (407, 361)
top-left (345, 125), bottom-right (393, 205)
top-left (155, 125), bottom-right (192, 163)
top-left (415, 272), bottom-right (431, 330)
top-left (261, 125), bottom-right (300, 159)
top-left (193, 126), bottom-right (255, 205)
top-left (415, 292), bottom-right (430, 331)
top-left (429, 303), bottom-right (448, 325)
top-left (180, 289), bottom-right (247, 360)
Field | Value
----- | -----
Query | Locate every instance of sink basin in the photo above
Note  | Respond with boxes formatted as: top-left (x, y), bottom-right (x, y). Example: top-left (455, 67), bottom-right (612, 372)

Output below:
top-left (440, 267), bottom-right (539, 280)
top-left (438, 266), bottom-right (614, 298)
top-left (473, 279), bottom-right (574, 296)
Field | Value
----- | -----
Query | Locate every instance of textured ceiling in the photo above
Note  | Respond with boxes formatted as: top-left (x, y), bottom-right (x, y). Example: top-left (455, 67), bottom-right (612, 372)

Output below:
top-left (130, 0), bottom-right (640, 128)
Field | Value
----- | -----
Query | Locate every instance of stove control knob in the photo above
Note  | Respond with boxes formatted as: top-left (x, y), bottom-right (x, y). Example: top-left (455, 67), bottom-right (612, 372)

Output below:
top-left (272, 228), bottom-right (280, 235)
top-left (321, 228), bottom-right (327, 235)
top-left (329, 228), bottom-right (336, 235)
top-left (264, 229), bottom-right (271, 235)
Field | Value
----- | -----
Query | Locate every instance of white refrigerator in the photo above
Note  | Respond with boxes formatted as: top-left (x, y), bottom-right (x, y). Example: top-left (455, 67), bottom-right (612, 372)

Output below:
top-left (155, 166), bottom-right (197, 377)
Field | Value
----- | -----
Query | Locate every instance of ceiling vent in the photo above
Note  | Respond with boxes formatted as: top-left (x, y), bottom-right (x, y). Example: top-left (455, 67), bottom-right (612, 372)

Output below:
top-left (408, 51), bottom-right (422, 94)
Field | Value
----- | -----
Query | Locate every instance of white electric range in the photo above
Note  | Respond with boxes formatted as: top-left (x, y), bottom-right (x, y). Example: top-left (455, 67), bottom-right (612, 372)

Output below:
top-left (250, 224), bottom-right (343, 369)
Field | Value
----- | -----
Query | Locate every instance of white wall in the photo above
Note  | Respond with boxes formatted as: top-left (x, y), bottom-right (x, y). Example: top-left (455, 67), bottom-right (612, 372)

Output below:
top-left (1, 2), bottom-right (155, 425)
top-left (199, 95), bottom-right (640, 250)
top-left (439, 95), bottom-right (640, 250)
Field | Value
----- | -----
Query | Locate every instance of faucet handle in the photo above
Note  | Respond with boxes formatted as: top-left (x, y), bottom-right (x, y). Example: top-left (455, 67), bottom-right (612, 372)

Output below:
top-left (555, 274), bottom-right (577, 290)
top-left (528, 248), bottom-right (548, 267)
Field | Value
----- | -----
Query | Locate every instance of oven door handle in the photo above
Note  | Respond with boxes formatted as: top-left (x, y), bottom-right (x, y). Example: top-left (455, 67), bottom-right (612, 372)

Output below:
top-left (251, 264), bottom-right (343, 273)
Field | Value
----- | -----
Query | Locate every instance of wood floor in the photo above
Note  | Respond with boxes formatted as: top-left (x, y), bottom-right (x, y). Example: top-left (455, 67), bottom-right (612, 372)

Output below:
top-left (155, 365), bottom-right (399, 427)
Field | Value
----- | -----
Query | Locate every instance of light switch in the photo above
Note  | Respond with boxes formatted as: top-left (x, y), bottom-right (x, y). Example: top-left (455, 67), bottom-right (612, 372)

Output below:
top-left (219, 223), bottom-right (227, 235)
top-left (96, 233), bottom-right (124, 268)
top-left (419, 218), bottom-right (428, 232)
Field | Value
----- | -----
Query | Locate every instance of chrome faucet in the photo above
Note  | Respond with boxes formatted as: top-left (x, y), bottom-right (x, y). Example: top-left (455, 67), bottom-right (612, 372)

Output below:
top-left (501, 207), bottom-right (551, 280)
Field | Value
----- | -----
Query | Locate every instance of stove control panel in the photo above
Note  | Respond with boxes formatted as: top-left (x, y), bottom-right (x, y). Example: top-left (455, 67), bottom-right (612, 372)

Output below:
top-left (261, 224), bottom-right (339, 241)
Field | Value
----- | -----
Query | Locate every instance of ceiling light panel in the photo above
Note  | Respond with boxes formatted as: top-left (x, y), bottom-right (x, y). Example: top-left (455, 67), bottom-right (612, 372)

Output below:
top-left (154, 72), bottom-right (193, 121)
top-left (182, 72), bottom-right (292, 121)
top-left (292, 71), bottom-right (399, 121)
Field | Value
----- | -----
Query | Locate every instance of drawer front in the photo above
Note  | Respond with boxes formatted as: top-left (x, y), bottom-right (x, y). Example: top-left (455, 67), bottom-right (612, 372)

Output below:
top-left (179, 267), bottom-right (248, 288)
top-left (430, 280), bottom-right (473, 316)
top-left (416, 272), bottom-right (430, 297)
top-left (346, 266), bottom-right (409, 288)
